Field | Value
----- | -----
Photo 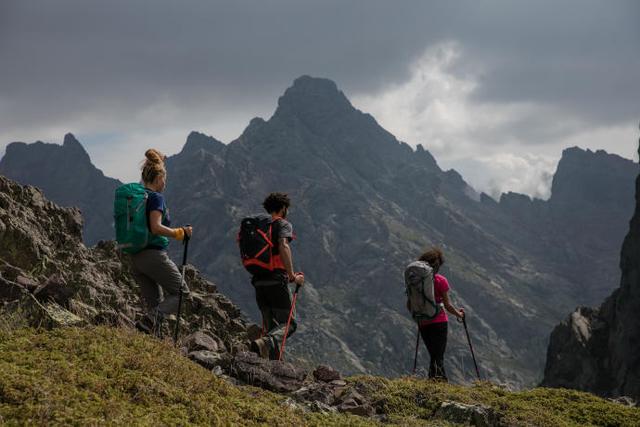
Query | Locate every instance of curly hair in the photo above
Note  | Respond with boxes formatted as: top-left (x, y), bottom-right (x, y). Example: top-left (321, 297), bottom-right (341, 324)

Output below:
top-left (141, 149), bottom-right (166, 184)
top-left (263, 192), bottom-right (291, 214)
top-left (419, 247), bottom-right (444, 273)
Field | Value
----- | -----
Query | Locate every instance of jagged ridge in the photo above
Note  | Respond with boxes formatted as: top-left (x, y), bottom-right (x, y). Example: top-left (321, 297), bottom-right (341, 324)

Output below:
top-left (542, 143), bottom-right (640, 400)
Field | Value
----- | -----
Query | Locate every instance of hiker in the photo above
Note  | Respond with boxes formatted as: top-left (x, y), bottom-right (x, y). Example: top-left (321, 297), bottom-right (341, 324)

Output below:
top-left (414, 248), bottom-right (464, 380)
top-left (239, 192), bottom-right (304, 359)
top-left (129, 149), bottom-right (193, 334)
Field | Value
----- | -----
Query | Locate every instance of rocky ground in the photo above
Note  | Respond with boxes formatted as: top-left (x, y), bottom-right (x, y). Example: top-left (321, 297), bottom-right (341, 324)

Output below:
top-left (0, 174), bottom-right (379, 416)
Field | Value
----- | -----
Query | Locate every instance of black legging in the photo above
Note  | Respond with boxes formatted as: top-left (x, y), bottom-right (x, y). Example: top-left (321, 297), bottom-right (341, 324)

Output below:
top-left (420, 322), bottom-right (448, 380)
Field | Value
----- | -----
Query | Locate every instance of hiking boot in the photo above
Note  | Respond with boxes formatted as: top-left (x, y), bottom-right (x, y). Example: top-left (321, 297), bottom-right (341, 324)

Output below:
top-left (163, 313), bottom-right (177, 322)
top-left (135, 315), bottom-right (154, 335)
top-left (250, 338), bottom-right (270, 359)
top-left (152, 311), bottom-right (166, 339)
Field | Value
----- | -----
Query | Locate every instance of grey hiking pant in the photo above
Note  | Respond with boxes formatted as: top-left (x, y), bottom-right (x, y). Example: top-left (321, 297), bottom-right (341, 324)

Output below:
top-left (130, 249), bottom-right (184, 316)
top-left (253, 278), bottom-right (297, 359)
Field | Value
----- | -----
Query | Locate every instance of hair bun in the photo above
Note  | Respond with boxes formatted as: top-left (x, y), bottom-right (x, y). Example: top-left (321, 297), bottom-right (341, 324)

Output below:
top-left (144, 149), bottom-right (166, 164)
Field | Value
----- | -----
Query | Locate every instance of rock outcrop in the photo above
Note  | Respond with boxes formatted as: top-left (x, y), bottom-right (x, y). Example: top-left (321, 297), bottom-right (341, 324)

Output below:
top-left (0, 133), bottom-right (122, 245)
top-left (542, 142), bottom-right (640, 401)
top-left (0, 173), bottom-right (248, 367)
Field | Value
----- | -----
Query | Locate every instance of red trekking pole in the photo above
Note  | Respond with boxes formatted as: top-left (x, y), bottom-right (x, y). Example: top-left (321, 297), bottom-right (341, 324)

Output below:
top-left (279, 274), bottom-right (303, 361)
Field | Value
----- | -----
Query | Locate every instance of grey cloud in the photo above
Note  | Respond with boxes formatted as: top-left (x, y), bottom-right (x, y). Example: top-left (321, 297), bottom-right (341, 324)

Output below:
top-left (0, 0), bottom-right (638, 149)
top-left (446, 1), bottom-right (640, 123)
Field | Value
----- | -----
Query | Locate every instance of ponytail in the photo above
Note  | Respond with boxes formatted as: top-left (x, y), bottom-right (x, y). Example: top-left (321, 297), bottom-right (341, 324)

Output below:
top-left (141, 149), bottom-right (166, 184)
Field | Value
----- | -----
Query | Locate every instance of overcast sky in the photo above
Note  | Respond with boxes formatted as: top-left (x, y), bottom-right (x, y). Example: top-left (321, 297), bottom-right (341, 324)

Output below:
top-left (1, 1), bottom-right (638, 198)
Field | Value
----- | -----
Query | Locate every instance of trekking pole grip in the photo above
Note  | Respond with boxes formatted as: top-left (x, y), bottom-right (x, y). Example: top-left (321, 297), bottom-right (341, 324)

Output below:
top-left (181, 224), bottom-right (191, 266)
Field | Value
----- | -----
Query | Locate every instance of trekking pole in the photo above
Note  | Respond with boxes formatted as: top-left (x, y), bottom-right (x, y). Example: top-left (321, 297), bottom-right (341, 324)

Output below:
top-left (461, 314), bottom-right (481, 380)
top-left (412, 324), bottom-right (420, 374)
top-left (173, 227), bottom-right (191, 345)
top-left (278, 281), bottom-right (302, 361)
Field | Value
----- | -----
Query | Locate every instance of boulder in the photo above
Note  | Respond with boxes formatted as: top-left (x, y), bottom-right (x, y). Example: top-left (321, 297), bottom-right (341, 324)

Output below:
top-left (189, 350), bottom-right (227, 370)
top-left (33, 274), bottom-right (75, 305)
top-left (313, 364), bottom-right (342, 382)
top-left (231, 351), bottom-right (307, 393)
top-left (293, 383), bottom-right (337, 406)
top-left (16, 275), bottom-right (38, 292)
top-left (337, 390), bottom-right (375, 417)
top-left (434, 401), bottom-right (500, 427)
top-left (609, 396), bottom-right (637, 407)
top-left (184, 331), bottom-right (219, 353)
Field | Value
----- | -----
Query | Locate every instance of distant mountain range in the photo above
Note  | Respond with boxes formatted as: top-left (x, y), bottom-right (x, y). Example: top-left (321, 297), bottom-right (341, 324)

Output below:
top-left (1, 76), bottom-right (636, 388)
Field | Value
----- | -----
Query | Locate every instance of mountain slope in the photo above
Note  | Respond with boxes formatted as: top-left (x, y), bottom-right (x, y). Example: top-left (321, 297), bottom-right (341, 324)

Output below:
top-left (162, 76), bottom-right (636, 387)
top-left (0, 76), bottom-right (636, 389)
top-left (497, 147), bottom-right (637, 305)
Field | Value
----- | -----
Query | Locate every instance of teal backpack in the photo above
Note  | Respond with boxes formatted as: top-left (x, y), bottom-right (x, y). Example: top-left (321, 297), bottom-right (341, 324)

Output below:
top-left (114, 183), bottom-right (150, 254)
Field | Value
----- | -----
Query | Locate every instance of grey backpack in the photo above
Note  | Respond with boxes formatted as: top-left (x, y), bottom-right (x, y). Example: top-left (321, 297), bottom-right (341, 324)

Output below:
top-left (404, 261), bottom-right (441, 321)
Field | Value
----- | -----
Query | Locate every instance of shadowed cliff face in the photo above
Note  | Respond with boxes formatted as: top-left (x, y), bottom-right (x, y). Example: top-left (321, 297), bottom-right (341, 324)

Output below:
top-left (0, 76), bottom-right (636, 389)
top-left (543, 143), bottom-right (640, 400)
top-left (498, 147), bottom-right (637, 305)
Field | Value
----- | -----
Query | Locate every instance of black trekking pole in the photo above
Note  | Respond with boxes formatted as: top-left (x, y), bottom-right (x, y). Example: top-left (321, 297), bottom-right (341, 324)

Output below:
top-left (173, 228), bottom-right (190, 345)
top-left (412, 324), bottom-right (420, 374)
top-left (461, 314), bottom-right (481, 380)
top-left (279, 279), bottom-right (302, 361)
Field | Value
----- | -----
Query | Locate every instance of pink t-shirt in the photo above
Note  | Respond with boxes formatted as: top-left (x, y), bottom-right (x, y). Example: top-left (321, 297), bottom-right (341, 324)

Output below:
top-left (419, 274), bottom-right (450, 327)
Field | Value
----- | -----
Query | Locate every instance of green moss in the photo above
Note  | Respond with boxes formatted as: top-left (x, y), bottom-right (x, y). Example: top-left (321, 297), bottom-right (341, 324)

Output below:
top-left (1, 327), bottom-right (638, 426)
top-left (351, 376), bottom-right (640, 426)
top-left (0, 327), bottom-right (369, 426)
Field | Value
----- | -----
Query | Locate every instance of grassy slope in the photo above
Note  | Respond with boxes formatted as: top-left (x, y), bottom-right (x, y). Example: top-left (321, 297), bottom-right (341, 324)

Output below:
top-left (353, 377), bottom-right (640, 426)
top-left (0, 327), bottom-right (638, 426)
top-left (0, 327), bottom-right (366, 426)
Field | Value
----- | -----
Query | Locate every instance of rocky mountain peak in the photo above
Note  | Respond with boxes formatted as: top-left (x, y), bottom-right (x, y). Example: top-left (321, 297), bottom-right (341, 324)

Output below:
top-left (181, 131), bottom-right (225, 155)
top-left (274, 75), bottom-right (354, 122)
top-left (62, 133), bottom-right (91, 163)
top-left (415, 144), bottom-right (440, 171)
top-left (4, 133), bottom-right (90, 165)
top-left (550, 146), bottom-right (637, 206)
top-left (62, 132), bottom-right (83, 148)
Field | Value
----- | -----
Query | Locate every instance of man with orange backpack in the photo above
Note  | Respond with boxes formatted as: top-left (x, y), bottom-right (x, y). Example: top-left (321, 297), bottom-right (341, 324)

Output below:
top-left (238, 192), bottom-right (305, 360)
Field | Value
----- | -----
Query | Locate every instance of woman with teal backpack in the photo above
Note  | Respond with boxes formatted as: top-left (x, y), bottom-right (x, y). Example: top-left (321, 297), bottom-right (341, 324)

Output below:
top-left (127, 149), bottom-right (193, 334)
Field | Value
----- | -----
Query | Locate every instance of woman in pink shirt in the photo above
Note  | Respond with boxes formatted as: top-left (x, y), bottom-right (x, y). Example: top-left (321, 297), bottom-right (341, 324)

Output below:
top-left (418, 248), bottom-right (465, 380)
